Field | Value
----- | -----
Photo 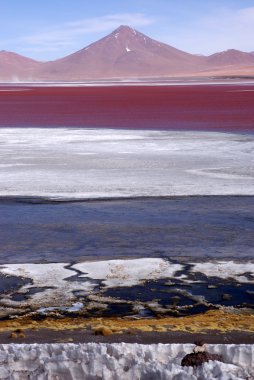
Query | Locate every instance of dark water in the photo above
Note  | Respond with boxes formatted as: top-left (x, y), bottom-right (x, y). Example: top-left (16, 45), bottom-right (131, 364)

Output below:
top-left (0, 196), bottom-right (253, 263)
top-left (103, 278), bottom-right (254, 317)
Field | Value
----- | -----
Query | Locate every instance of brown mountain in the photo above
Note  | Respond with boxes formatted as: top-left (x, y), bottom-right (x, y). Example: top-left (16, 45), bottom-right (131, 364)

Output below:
top-left (206, 49), bottom-right (254, 67)
top-left (0, 51), bottom-right (41, 81)
top-left (0, 26), bottom-right (254, 81)
top-left (37, 25), bottom-right (205, 80)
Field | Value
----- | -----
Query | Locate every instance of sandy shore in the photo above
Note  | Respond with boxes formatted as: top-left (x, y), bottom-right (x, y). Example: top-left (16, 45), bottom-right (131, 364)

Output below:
top-left (2, 328), bottom-right (254, 345)
top-left (0, 309), bottom-right (253, 343)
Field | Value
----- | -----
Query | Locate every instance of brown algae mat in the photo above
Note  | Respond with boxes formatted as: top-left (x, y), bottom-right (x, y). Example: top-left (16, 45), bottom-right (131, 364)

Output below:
top-left (1, 310), bottom-right (253, 335)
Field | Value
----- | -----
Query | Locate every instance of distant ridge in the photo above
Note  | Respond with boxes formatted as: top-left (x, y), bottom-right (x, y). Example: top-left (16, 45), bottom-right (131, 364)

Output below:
top-left (0, 50), bottom-right (41, 81)
top-left (206, 49), bottom-right (254, 67)
top-left (0, 26), bottom-right (254, 81)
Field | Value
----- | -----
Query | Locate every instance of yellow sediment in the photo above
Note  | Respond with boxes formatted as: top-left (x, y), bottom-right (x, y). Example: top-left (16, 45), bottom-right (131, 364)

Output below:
top-left (0, 310), bottom-right (253, 334)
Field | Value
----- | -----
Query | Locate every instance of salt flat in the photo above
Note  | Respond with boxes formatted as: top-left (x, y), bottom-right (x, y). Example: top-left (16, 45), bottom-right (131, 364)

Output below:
top-left (0, 128), bottom-right (253, 198)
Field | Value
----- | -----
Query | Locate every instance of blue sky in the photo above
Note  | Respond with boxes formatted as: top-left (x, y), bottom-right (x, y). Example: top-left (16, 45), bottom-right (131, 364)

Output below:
top-left (1, 0), bottom-right (254, 61)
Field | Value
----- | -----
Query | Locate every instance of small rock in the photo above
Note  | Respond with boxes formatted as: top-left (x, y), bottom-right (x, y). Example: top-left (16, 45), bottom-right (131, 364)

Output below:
top-left (93, 325), bottom-right (113, 336)
top-left (9, 332), bottom-right (17, 339)
top-left (126, 328), bottom-right (139, 335)
top-left (7, 329), bottom-right (26, 339)
top-left (181, 341), bottom-right (223, 367)
top-left (221, 293), bottom-right (232, 301)
top-left (181, 352), bottom-right (223, 367)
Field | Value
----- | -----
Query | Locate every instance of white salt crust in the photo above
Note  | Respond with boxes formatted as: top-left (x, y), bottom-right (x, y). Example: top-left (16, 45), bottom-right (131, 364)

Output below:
top-left (0, 128), bottom-right (253, 198)
top-left (0, 343), bottom-right (252, 380)
top-left (0, 259), bottom-right (253, 313)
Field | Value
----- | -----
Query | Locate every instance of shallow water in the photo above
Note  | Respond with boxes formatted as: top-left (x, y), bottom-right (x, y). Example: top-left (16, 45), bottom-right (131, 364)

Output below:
top-left (0, 85), bottom-right (254, 131)
top-left (0, 196), bottom-right (253, 263)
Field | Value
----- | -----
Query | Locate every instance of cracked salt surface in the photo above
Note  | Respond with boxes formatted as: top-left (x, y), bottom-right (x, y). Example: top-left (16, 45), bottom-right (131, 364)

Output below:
top-left (0, 128), bottom-right (253, 198)
top-left (0, 343), bottom-right (252, 380)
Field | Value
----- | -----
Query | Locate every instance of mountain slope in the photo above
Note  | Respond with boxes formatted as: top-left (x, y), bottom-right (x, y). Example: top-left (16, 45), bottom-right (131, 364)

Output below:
top-left (37, 25), bottom-right (206, 80)
top-left (206, 49), bottom-right (254, 67)
top-left (0, 51), bottom-right (41, 81)
top-left (0, 26), bottom-right (254, 81)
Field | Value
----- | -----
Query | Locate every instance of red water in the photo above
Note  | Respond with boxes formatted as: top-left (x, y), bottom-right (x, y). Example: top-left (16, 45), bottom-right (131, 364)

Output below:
top-left (0, 85), bottom-right (253, 131)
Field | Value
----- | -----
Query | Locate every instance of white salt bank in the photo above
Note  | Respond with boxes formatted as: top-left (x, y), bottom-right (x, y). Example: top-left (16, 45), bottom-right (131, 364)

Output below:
top-left (0, 343), bottom-right (252, 380)
top-left (0, 128), bottom-right (253, 198)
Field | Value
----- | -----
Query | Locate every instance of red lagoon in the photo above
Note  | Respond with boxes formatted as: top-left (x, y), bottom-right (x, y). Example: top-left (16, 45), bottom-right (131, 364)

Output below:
top-left (0, 85), bottom-right (253, 131)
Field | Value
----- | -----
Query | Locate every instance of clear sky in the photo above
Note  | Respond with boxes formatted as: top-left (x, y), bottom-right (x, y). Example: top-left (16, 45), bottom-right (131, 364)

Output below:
top-left (1, 0), bottom-right (254, 61)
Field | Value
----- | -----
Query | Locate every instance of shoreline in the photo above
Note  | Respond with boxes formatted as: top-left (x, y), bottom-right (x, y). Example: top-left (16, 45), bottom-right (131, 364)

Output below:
top-left (0, 194), bottom-right (254, 204)
top-left (2, 329), bottom-right (254, 345)
top-left (0, 77), bottom-right (254, 87)
top-left (1, 309), bottom-right (253, 341)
